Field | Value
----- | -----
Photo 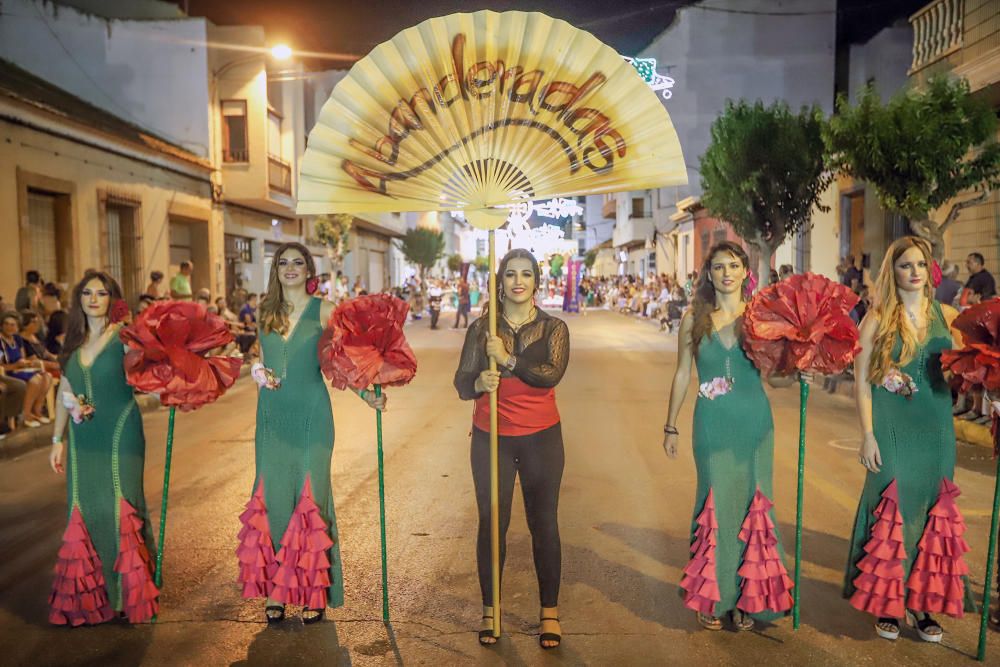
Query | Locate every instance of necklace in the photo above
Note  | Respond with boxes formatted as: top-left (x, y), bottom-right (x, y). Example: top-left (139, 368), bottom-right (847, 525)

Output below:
top-left (503, 306), bottom-right (536, 331)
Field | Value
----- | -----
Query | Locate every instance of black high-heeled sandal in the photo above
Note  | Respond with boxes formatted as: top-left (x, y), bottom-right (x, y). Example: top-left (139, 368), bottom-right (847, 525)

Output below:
top-left (479, 615), bottom-right (497, 646)
top-left (539, 616), bottom-right (561, 649)
top-left (265, 605), bottom-right (285, 624)
top-left (905, 610), bottom-right (942, 643)
top-left (302, 608), bottom-right (324, 625)
top-left (874, 616), bottom-right (900, 640)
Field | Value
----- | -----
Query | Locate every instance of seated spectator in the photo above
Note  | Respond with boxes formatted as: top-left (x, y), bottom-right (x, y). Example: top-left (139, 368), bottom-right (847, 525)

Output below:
top-left (237, 294), bottom-right (259, 356)
top-left (41, 282), bottom-right (62, 318)
top-left (137, 294), bottom-right (156, 314)
top-left (935, 260), bottom-right (962, 308)
top-left (0, 370), bottom-right (26, 439)
top-left (0, 312), bottom-right (51, 428)
top-left (146, 271), bottom-right (166, 300)
top-left (20, 311), bottom-right (60, 376)
top-left (15, 270), bottom-right (41, 312)
top-left (195, 288), bottom-right (212, 307)
top-left (45, 310), bottom-right (67, 356)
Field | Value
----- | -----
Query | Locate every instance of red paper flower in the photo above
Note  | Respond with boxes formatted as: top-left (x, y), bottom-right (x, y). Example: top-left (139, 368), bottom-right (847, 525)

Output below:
top-left (119, 301), bottom-right (242, 411)
top-left (110, 299), bottom-right (130, 324)
top-left (941, 301), bottom-right (1000, 394)
top-left (318, 294), bottom-right (417, 390)
top-left (743, 273), bottom-right (861, 376)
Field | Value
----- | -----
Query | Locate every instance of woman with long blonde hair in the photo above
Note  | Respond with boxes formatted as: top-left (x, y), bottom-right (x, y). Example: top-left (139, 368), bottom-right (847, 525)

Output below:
top-left (844, 236), bottom-right (973, 642)
top-left (235, 242), bottom-right (386, 625)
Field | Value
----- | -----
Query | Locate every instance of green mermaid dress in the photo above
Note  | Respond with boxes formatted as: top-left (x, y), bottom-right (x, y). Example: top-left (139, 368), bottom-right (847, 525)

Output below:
top-left (49, 335), bottom-right (158, 625)
top-left (236, 297), bottom-right (344, 609)
top-left (680, 326), bottom-right (794, 620)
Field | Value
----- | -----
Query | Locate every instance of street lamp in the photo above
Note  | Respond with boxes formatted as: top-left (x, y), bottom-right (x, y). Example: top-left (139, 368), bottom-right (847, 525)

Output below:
top-left (270, 44), bottom-right (292, 61)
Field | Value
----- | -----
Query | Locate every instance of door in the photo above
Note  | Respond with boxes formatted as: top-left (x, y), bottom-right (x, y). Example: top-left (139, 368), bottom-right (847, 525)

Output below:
top-left (368, 250), bottom-right (385, 294)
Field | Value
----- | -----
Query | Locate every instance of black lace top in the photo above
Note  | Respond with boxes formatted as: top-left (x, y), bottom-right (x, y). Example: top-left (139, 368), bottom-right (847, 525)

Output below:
top-left (453, 308), bottom-right (570, 400)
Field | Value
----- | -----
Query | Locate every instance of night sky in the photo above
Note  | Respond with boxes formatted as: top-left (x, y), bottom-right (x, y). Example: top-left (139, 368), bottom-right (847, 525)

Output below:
top-left (182, 1), bottom-right (928, 70)
top-left (183, 0), bottom-right (693, 67)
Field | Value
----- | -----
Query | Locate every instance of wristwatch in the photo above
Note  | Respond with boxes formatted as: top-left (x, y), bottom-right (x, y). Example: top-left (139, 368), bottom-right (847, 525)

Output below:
top-left (504, 355), bottom-right (517, 371)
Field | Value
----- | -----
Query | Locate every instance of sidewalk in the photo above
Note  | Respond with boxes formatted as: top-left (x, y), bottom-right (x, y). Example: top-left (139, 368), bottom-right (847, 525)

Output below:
top-left (0, 364), bottom-right (250, 460)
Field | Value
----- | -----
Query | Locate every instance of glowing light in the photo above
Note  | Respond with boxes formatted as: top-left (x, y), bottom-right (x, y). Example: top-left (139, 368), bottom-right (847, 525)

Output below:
top-left (623, 56), bottom-right (674, 100)
top-left (271, 44), bottom-right (293, 60)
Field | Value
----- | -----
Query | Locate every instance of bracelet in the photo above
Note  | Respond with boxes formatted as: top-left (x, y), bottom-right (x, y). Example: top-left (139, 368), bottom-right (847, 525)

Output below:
top-left (663, 425), bottom-right (678, 435)
top-left (52, 435), bottom-right (63, 445)
top-left (504, 355), bottom-right (517, 371)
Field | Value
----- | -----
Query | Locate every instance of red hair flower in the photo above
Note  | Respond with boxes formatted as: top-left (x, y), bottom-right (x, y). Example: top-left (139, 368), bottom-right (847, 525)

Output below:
top-left (931, 260), bottom-right (943, 288)
top-left (318, 294), bottom-right (417, 390)
top-left (110, 299), bottom-right (131, 324)
top-left (743, 273), bottom-right (861, 376)
top-left (119, 301), bottom-right (242, 411)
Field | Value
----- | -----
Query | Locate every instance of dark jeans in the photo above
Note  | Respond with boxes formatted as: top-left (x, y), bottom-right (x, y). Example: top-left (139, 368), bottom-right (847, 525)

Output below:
top-left (471, 423), bottom-right (564, 608)
top-left (454, 304), bottom-right (469, 328)
top-left (430, 308), bottom-right (440, 329)
top-left (237, 333), bottom-right (257, 355)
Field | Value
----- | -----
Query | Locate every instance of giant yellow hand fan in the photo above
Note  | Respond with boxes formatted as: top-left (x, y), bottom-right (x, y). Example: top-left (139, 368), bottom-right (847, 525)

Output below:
top-left (298, 10), bottom-right (687, 225)
top-left (298, 11), bottom-right (687, 638)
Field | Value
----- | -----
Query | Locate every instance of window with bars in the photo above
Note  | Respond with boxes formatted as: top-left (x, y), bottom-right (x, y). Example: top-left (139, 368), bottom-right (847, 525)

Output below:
top-left (222, 100), bottom-right (249, 163)
top-left (99, 191), bottom-right (143, 305)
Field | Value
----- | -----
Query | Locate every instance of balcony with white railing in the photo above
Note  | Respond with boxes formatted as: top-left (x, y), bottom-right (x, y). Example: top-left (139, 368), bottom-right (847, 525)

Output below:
top-left (613, 215), bottom-right (654, 249)
top-left (909, 0), bottom-right (964, 73)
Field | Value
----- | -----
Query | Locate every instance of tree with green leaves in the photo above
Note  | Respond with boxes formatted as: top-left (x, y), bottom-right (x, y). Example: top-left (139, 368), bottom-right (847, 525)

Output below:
top-left (701, 100), bottom-right (832, 285)
top-left (447, 253), bottom-right (463, 274)
top-left (314, 214), bottom-right (353, 272)
top-left (398, 227), bottom-right (445, 278)
top-left (825, 76), bottom-right (1000, 259)
top-left (473, 255), bottom-right (490, 274)
top-left (584, 248), bottom-right (598, 270)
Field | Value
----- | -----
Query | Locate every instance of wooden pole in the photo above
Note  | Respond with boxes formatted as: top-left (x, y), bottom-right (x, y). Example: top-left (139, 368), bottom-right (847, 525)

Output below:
top-left (488, 230), bottom-right (501, 638)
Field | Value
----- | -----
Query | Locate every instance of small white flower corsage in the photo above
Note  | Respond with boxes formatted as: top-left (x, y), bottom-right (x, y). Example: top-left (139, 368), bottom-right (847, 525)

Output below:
top-left (698, 376), bottom-right (734, 400)
top-left (62, 391), bottom-right (96, 424)
top-left (881, 368), bottom-right (917, 399)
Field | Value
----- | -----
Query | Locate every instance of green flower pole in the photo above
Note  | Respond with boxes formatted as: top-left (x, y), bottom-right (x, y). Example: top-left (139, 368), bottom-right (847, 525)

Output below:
top-left (978, 454), bottom-right (1000, 661)
top-left (152, 406), bottom-right (176, 622)
top-left (374, 384), bottom-right (390, 623)
top-left (793, 379), bottom-right (809, 629)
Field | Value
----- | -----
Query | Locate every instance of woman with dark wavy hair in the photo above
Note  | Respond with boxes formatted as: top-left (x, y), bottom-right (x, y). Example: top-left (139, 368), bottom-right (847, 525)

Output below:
top-left (47, 271), bottom-right (158, 626)
top-left (661, 241), bottom-right (801, 632)
top-left (454, 248), bottom-right (570, 649)
top-left (236, 242), bottom-right (386, 626)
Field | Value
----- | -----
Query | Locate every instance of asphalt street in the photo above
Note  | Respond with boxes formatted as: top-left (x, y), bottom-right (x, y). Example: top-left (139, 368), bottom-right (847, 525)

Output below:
top-left (0, 309), bottom-right (998, 666)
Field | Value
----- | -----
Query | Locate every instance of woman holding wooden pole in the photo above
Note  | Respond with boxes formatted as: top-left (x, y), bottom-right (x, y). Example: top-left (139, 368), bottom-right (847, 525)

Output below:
top-left (454, 248), bottom-right (570, 650)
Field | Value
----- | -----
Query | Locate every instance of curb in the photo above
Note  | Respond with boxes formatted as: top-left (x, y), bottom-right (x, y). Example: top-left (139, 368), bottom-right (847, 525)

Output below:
top-left (954, 417), bottom-right (993, 450)
top-left (0, 364), bottom-right (251, 461)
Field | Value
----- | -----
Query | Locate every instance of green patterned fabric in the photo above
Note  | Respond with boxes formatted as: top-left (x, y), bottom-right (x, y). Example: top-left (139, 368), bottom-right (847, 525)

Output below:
top-left (255, 297), bottom-right (344, 607)
top-left (64, 335), bottom-right (153, 611)
top-left (843, 301), bottom-right (975, 611)
top-left (690, 326), bottom-right (788, 620)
